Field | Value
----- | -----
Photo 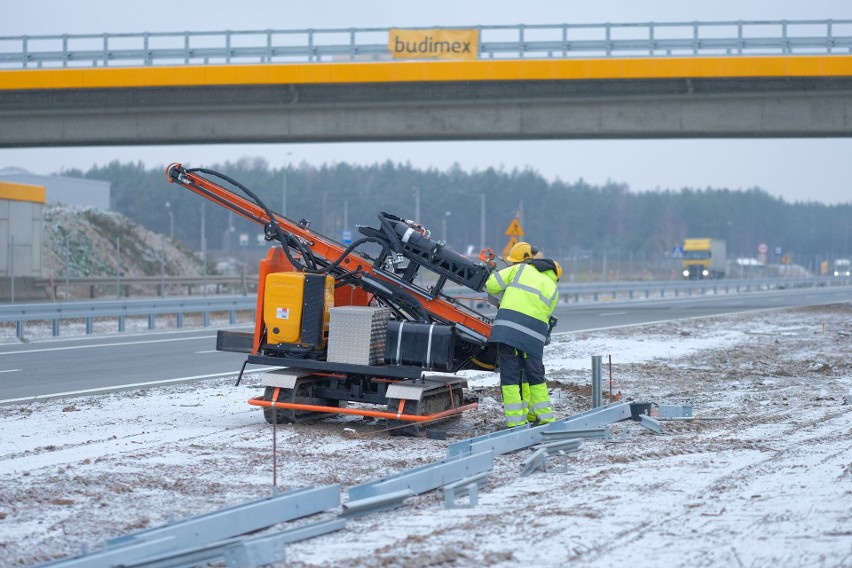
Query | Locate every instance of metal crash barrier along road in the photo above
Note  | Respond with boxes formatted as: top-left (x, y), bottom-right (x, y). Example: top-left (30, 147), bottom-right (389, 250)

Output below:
top-left (37, 399), bottom-right (641, 568)
top-left (3, 276), bottom-right (848, 339)
top-left (0, 296), bottom-right (256, 339)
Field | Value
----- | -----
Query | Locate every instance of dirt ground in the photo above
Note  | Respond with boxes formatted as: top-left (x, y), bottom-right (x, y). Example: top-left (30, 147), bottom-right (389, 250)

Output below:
top-left (1, 304), bottom-right (850, 567)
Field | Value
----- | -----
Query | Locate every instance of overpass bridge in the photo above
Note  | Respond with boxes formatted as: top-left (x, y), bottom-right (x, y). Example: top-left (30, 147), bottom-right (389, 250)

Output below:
top-left (1, 19), bottom-right (851, 146)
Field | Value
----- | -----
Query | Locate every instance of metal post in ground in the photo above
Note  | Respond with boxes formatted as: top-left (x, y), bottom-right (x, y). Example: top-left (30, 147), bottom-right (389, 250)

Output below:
top-left (591, 355), bottom-right (602, 408)
top-left (609, 355), bottom-right (614, 403)
top-left (201, 202), bottom-right (207, 297)
top-left (160, 238), bottom-right (165, 298)
top-left (64, 233), bottom-right (70, 300)
top-left (115, 236), bottom-right (120, 299)
top-left (10, 234), bottom-right (15, 304)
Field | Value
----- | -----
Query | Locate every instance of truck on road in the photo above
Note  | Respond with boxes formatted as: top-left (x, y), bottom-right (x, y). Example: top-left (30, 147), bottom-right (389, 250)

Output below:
top-left (834, 258), bottom-right (851, 277)
top-left (682, 238), bottom-right (726, 280)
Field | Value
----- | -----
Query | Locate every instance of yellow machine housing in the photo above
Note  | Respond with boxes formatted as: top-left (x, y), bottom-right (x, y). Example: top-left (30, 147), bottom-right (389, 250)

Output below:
top-left (263, 272), bottom-right (334, 348)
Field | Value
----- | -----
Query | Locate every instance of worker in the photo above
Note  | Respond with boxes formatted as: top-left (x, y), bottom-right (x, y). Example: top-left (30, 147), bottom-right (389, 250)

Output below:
top-left (485, 241), bottom-right (561, 428)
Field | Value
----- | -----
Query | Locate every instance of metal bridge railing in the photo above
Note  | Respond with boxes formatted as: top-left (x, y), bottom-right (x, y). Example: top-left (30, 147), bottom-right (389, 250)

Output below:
top-left (1, 19), bottom-right (850, 70)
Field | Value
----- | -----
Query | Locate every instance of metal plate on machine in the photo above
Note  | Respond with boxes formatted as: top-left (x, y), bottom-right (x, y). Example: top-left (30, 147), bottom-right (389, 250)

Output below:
top-left (326, 306), bottom-right (391, 366)
top-left (260, 368), bottom-right (314, 389)
top-left (216, 330), bottom-right (254, 353)
top-left (386, 374), bottom-right (468, 401)
top-left (422, 372), bottom-right (467, 383)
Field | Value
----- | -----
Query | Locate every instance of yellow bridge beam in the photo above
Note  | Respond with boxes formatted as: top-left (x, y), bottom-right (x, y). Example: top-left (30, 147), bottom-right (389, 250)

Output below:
top-left (2, 55), bottom-right (852, 91)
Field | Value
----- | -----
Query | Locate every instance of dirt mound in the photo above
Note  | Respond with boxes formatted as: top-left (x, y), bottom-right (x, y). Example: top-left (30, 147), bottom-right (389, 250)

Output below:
top-left (41, 205), bottom-right (204, 295)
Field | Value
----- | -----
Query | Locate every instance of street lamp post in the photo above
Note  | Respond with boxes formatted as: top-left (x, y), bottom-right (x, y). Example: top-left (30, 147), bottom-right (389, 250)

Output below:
top-left (165, 201), bottom-right (174, 239)
top-left (414, 186), bottom-right (421, 221)
top-left (64, 233), bottom-right (70, 300)
top-left (282, 151), bottom-right (293, 218)
top-left (480, 194), bottom-right (486, 250)
top-left (442, 211), bottom-right (452, 244)
top-left (201, 202), bottom-right (207, 297)
top-left (282, 169), bottom-right (287, 218)
top-left (9, 234), bottom-right (14, 304)
top-left (115, 236), bottom-right (121, 299)
top-left (160, 238), bottom-right (166, 298)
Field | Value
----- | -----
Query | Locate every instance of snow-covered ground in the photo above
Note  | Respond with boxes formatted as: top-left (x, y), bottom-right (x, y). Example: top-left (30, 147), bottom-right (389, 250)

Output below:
top-left (1, 304), bottom-right (850, 567)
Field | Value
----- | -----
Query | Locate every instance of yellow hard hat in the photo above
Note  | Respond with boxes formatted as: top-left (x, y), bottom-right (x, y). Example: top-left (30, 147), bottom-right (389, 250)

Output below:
top-left (553, 261), bottom-right (563, 280)
top-left (506, 242), bottom-right (535, 263)
top-left (553, 260), bottom-right (562, 280)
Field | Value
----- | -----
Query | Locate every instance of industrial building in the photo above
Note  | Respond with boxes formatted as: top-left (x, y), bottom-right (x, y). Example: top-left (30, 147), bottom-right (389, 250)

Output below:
top-left (0, 167), bottom-right (110, 210)
top-left (0, 168), bottom-right (111, 300)
top-left (0, 179), bottom-right (45, 301)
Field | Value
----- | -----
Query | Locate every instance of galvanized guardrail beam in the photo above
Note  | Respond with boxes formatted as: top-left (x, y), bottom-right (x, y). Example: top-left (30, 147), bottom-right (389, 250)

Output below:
top-left (447, 401), bottom-right (633, 457)
top-left (639, 415), bottom-right (663, 433)
top-left (2, 276), bottom-right (848, 339)
top-left (347, 451), bottom-right (494, 502)
top-left (451, 275), bottom-right (852, 306)
top-left (122, 531), bottom-right (288, 568)
top-left (122, 518), bottom-right (346, 568)
top-left (40, 485), bottom-right (340, 568)
top-left (340, 489), bottom-right (414, 519)
top-left (442, 471), bottom-right (491, 510)
top-left (35, 398), bottom-right (639, 567)
top-left (519, 438), bottom-right (584, 477)
top-left (0, 295), bottom-right (256, 339)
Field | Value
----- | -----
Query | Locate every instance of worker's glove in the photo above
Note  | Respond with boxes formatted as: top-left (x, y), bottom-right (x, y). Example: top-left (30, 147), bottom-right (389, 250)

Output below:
top-left (544, 316), bottom-right (557, 345)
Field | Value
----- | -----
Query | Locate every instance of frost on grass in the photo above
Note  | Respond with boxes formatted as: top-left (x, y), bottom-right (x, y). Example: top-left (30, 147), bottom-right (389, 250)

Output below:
top-left (1, 305), bottom-right (851, 567)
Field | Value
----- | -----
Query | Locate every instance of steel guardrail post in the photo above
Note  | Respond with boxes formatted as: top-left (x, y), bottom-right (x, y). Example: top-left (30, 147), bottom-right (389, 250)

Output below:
top-left (591, 355), bottom-right (602, 409)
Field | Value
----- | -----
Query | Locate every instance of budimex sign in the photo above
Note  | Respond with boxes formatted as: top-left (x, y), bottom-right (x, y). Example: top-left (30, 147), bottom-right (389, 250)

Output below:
top-left (388, 28), bottom-right (479, 60)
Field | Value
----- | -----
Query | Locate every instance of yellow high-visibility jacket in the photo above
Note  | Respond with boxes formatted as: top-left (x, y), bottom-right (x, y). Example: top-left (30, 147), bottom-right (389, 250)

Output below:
top-left (485, 259), bottom-right (559, 359)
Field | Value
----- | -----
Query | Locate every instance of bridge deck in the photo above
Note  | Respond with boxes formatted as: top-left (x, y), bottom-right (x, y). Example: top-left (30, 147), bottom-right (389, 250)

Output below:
top-left (2, 54), bottom-right (852, 90)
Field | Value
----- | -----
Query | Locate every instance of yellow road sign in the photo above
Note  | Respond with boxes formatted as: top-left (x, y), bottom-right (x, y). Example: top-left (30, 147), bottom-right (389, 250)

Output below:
top-left (504, 216), bottom-right (524, 237)
top-left (502, 236), bottom-right (518, 259)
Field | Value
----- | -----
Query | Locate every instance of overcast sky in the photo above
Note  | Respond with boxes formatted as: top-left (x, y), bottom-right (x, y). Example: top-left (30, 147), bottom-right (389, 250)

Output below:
top-left (1, 0), bottom-right (850, 205)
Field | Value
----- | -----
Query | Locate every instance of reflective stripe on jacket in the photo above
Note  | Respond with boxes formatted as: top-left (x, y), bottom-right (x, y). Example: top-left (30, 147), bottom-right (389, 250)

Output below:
top-left (485, 262), bottom-right (558, 359)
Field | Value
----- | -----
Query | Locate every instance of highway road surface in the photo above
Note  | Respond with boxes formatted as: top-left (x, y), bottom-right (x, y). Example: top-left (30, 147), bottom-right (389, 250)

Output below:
top-left (552, 284), bottom-right (852, 332)
top-left (2, 285), bottom-right (850, 404)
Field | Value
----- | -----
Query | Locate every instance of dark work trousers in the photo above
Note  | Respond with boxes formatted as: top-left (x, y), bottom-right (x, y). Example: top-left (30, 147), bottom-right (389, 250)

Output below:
top-left (497, 342), bottom-right (546, 388)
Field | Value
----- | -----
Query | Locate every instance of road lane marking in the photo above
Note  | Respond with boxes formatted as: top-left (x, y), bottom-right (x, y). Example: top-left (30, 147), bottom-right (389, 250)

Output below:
top-left (599, 311), bottom-right (627, 317)
top-left (195, 350), bottom-right (221, 354)
top-left (0, 335), bottom-right (217, 356)
top-left (0, 366), bottom-right (280, 406)
top-left (0, 369), bottom-right (21, 373)
top-left (554, 304), bottom-right (816, 335)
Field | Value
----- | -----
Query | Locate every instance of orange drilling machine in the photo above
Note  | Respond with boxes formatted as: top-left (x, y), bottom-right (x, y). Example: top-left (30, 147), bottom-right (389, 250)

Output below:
top-left (166, 164), bottom-right (498, 434)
